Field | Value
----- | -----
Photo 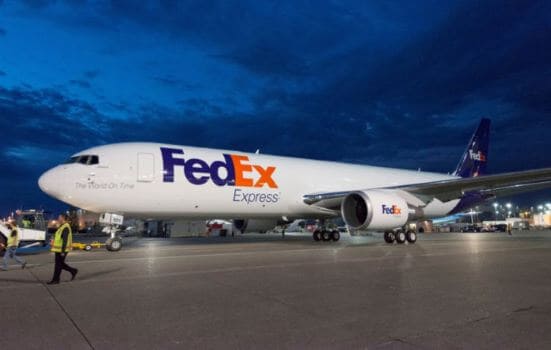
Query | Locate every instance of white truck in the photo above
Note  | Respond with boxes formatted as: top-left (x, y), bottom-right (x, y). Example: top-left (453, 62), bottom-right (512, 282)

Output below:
top-left (0, 210), bottom-right (48, 248)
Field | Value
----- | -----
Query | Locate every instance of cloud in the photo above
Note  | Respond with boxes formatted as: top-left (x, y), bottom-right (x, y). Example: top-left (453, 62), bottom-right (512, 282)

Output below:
top-left (69, 79), bottom-right (91, 89)
top-left (83, 70), bottom-right (100, 79)
top-left (0, 85), bottom-right (107, 153)
top-left (151, 75), bottom-right (199, 90)
top-left (21, 0), bottom-right (53, 8)
top-left (0, 0), bottom-right (550, 215)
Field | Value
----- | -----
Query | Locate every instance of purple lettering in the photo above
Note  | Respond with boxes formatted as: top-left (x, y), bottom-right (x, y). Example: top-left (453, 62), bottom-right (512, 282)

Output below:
top-left (161, 147), bottom-right (186, 182)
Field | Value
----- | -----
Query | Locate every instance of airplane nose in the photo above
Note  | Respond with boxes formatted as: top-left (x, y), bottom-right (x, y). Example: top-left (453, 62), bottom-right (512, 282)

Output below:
top-left (38, 169), bottom-right (58, 196)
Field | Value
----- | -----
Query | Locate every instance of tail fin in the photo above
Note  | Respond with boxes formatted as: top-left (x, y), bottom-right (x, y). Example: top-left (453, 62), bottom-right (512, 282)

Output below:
top-left (453, 118), bottom-right (490, 178)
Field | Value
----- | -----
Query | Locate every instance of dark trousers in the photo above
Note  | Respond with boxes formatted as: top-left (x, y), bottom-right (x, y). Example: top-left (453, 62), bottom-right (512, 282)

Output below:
top-left (52, 252), bottom-right (77, 281)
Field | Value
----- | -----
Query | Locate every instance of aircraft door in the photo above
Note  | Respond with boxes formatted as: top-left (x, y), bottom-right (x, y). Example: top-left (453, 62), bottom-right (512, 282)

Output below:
top-left (137, 153), bottom-right (155, 182)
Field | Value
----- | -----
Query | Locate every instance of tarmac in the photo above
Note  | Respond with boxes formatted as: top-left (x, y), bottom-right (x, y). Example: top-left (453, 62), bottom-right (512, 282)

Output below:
top-left (2, 231), bottom-right (551, 349)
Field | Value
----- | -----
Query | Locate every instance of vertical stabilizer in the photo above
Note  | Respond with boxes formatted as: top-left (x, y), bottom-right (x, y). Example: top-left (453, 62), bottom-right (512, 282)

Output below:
top-left (454, 118), bottom-right (490, 178)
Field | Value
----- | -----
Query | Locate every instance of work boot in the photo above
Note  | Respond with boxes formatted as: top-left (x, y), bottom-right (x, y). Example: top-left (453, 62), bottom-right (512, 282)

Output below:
top-left (22, 262), bottom-right (27, 269)
top-left (71, 269), bottom-right (78, 281)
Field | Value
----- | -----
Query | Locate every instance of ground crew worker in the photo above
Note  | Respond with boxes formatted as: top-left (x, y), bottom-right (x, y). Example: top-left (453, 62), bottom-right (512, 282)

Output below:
top-left (22, 218), bottom-right (32, 228)
top-left (47, 214), bottom-right (78, 284)
top-left (1, 224), bottom-right (26, 271)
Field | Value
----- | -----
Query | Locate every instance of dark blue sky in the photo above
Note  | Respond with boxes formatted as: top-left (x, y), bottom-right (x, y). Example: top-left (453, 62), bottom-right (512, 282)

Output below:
top-left (1, 0), bottom-right (550, 216)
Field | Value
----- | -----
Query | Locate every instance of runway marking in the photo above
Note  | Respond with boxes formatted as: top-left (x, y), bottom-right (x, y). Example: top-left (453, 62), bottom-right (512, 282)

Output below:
top-left (66, 242), bottom-right (551, 266)
top-left (3, 242), bottom-right (551, 290)
top-left (68, 246), bottom-right (347, 264)
top-left (38, 244), bottom-right (551, 286)
top-left (27, 269), bottom-right (95, 349)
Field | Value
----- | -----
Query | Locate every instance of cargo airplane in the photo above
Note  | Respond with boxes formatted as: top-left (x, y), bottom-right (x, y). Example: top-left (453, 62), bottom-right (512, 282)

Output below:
top-left (39, 119), bottom-right (551, 251)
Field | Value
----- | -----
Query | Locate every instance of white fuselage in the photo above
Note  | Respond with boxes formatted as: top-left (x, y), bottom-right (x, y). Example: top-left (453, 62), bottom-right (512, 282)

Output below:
top-left (38, 143), bottom-right (459, 220)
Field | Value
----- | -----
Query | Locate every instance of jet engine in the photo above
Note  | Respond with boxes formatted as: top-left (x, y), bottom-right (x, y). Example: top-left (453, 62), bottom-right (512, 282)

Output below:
top-left (341, 190), bottom-right (410, 230)
top-left (232, 219), bottom-right (281, 233)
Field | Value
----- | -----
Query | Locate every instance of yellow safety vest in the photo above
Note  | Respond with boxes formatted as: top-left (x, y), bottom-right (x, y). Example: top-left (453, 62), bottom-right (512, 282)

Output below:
top-left (7, 229), bottom-right (19, 247)
top-left (51, 223), bottom-right (73, 253)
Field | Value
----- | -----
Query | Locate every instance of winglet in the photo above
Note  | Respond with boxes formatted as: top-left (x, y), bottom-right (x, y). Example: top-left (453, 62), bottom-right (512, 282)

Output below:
top-left (453, 118), bottom-right (491, 178)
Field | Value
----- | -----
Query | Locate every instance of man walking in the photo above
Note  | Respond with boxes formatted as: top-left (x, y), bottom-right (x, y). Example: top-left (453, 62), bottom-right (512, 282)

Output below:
top-left (47, 214), bottom-right (78, 284)
top-left (1, 224), bottom-right (26, 270)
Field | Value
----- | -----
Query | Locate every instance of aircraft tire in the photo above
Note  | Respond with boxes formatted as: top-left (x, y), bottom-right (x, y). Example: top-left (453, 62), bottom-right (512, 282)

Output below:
top-left (313, 230), bottom-right (322, 241)
top-left (321, 230), bottom-right (331, 241)
top-left (406, 230), bottom-right (417, 244)
top-left (384, 231), bottom-right (395, 244)
top-left (106, 237), bottom-right (123, 252)
top-left (331, 230), bottom-right (340, 242)
top-left (395, 231), bottom-right (407, 244)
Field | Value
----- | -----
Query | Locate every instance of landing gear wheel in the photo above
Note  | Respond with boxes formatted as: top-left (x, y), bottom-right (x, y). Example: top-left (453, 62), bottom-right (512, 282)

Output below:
top-left (106, 237), bottom-right (122, 252)
top-left (384, 231), bottom-right (395, 244)
top-left (395, 231), bottom-right (407, 244)
top-left (331, 230), bottom-right (340, 242)
top-left (85, 245), bottom-right (92, 251)
top-left (321, 230), bottom-right (332, 241)
top-left (406, 230), bottom-right (417, 244)
top-left (313, 230), bottom-right (322, 241)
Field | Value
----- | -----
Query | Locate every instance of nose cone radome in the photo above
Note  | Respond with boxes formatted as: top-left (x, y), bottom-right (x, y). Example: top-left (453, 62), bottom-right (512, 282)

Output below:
top-left (38, 169), bottom-right (60, 198)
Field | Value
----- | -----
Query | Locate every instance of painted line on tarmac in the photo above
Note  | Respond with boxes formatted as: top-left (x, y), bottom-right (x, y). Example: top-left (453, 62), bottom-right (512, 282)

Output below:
top-left (3, 244), bottom-right (551, 289)
top-left (46, 244), bottom-right (551, 286)
top-left (70, 240), bottom-right (551, 266)
top-left (68, 246), bottom-right (348, 265)
top-left (27, 268), bottom-right (95, 349)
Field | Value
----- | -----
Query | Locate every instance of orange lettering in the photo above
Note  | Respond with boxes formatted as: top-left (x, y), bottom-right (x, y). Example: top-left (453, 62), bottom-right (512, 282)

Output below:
top-left (253, 165), bottom-right (277, 188)
top-left (230, 155), bottom-right (254, 187)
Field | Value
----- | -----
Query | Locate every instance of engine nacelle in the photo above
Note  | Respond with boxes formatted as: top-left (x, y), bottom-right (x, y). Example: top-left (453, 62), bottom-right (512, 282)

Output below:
top-left (233, 219), bottom-right (281, 233)
top-left (341, 190), bottom-right (409, 230)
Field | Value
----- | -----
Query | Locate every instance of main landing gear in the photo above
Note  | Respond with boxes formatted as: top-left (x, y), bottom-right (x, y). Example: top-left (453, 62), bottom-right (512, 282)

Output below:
top-left (384, 228), bottom-right (417, 245)
top-left (313, 229), bottom-right (341, 242)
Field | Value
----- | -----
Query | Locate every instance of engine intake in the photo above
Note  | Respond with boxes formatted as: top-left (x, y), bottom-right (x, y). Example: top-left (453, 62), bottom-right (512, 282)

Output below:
top-left (341, 190), bottom-right (409, 230)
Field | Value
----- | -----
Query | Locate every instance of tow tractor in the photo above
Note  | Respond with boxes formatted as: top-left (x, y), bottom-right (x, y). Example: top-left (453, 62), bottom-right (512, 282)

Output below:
top-left (0, 209), bottom-right (49, 251)
top-left (72, 241), bottom-right (104, 251)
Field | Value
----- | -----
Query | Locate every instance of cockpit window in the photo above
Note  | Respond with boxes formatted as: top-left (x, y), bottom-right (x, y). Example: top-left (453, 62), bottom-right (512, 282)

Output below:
top-left (64, 155), bottom-right (99, 165)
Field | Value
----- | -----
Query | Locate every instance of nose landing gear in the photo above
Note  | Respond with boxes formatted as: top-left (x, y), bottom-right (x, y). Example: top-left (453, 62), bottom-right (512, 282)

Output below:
top-left (106, 236), bottom-right (123, 252)
top-left (99, 213), bottom-right (124, 252)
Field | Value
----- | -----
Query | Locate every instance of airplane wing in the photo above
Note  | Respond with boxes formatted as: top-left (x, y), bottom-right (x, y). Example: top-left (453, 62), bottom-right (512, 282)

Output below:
top-left (395, 167), bottom-right (551, 202)
top-left (303, 167), bottom-right (551, 210)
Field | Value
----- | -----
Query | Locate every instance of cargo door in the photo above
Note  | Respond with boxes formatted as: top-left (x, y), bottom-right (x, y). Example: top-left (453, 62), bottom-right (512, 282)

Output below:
top-left (137, 153), bottom-right (155, 182)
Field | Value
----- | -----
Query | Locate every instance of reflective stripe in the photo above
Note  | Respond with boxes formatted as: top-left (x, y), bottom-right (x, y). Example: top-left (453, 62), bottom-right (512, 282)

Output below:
top-left (51, 223), bottom-right (73, 253)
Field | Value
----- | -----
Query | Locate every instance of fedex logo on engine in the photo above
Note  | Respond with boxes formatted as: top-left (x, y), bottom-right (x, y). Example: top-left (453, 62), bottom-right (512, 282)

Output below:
top-left (382, 204), bottom-right (402, 215)
top-left (160, 147), bottom-right (278, 189)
